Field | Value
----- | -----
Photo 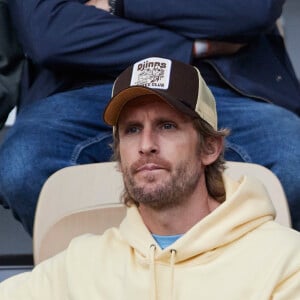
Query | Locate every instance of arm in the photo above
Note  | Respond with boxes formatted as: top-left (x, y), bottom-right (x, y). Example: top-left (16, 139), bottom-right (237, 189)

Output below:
top-left (87, 0), bottom-right (248, 58)
top-left (8, 0), bottom-right (192, 76)
top-left (0, 252), bottom-right (68, 300)
top-left (272, 271), bottom-right (300, 299)
top-left (122, 0), bottom-right (285, 41)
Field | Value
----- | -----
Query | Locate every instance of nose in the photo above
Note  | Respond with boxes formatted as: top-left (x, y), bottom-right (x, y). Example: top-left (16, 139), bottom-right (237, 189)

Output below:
top-left (139, 128), bottom-right (158, 155)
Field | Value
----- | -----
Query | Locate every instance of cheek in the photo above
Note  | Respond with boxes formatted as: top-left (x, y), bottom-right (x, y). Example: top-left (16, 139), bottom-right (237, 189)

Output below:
top-left (182, 138), bottom-right (202, 163)
top-left (171, 135), bottom-right (198, 155)
top-left (119, 141), bottom-right (135, 165)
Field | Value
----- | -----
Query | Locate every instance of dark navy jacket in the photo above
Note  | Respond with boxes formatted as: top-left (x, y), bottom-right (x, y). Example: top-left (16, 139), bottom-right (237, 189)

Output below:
top-left (8, 0), bottom-right (300, 115)
top-left (0, 0), bottom-right (24, 127)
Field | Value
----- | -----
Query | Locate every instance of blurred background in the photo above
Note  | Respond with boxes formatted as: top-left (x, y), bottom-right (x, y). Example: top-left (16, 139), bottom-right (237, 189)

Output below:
top-left (282, 0), bottom-right (300, 79)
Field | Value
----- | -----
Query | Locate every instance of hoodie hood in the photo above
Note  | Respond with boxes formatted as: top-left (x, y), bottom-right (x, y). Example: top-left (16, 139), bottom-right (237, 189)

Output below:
top-left (119, 175), bottom-right (275, 263)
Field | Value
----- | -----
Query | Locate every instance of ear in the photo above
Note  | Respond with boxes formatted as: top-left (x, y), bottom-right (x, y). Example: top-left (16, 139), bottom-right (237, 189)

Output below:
top-left (200, 136), bottom-right (224, 166)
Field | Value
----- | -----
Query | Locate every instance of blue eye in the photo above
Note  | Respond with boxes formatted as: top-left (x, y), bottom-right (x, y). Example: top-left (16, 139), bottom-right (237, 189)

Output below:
top-left (162, 123), bottom-right (176, 130)
top-left (126, 126), bottom-right (140, 134)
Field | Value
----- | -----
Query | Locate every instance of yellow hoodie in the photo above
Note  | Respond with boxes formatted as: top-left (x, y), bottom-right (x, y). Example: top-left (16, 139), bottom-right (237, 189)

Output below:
top-left (1, 175), bottom-right (300, 299)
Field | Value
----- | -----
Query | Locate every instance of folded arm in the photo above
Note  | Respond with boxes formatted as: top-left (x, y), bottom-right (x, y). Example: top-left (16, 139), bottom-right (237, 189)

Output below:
top-left (87, 0), bottom-right (253, 57)
top-left (122, 0), bottom-right (285, 41)
top-left (8, 0), bottom-right (192, 76)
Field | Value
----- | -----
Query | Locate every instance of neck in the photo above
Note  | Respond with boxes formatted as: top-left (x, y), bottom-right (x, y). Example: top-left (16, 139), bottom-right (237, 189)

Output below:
top-left (138, 181), bottom-right (220, 235)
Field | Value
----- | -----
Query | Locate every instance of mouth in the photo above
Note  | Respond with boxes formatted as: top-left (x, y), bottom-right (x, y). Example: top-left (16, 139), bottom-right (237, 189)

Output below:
top-left (131, 158), bottom-right (171, 176)
top-left (135, 163), bottom-right (164, 173)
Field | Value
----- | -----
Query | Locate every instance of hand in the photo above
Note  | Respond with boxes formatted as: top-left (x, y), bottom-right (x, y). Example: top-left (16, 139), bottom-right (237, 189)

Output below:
top-left (85, 0), bottom-right (110, 12)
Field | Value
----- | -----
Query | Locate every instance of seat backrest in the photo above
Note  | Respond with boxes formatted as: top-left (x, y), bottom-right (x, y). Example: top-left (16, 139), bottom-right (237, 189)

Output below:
top-left (33, 162), bottom-right (125, 264)
top-left (33, 161), bottom-right (291, 264)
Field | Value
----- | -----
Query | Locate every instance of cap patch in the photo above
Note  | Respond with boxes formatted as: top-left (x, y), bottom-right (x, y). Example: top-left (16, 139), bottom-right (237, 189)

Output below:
top-left (130, 57), bottom-right (172, 90)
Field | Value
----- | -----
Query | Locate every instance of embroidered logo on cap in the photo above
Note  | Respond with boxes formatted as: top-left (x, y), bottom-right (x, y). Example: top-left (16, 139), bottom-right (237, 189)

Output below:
top-left (130, 57), bottom-right (172, 90)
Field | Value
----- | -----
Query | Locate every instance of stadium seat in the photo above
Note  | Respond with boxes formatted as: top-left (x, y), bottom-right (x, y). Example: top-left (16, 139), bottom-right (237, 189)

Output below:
top-left (33, 161), bottom-right (291, 264)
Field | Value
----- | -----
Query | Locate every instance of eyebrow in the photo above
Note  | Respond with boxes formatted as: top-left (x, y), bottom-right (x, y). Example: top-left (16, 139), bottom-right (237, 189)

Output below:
top-left (120, 116), bottom-right (177, 127)
top-left (119, 120), bottom-right (141, 127)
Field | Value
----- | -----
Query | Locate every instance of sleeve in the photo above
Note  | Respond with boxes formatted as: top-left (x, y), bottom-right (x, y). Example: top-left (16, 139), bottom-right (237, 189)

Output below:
top-left (272, 270), bottom-right (300, 299)
top-left (122, 0), bottom-right (285, 41)
top-left (8, 0), bottom-right (193, 76)
top-left (0, 251), bottom-right (68, 300)
top-left (270, 235), bottom-right (300, 300)
top-left (0, 0), bottom-right (24, 128)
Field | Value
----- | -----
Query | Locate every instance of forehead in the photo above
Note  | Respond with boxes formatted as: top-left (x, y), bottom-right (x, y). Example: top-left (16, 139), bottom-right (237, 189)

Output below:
top-left (118, 95), bottom-right (189, 124)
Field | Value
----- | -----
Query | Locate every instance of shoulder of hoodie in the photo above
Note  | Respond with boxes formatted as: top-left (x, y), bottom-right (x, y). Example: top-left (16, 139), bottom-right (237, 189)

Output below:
top-left (65, 227), bottom-right (128, 259)
top-left (254, 221), bottom-right (300, 282)
top-left (246, 220), bottom-right (300, 258)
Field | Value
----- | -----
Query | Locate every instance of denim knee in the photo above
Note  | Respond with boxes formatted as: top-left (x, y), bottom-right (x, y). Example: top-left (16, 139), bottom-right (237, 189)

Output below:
top-left (0, 124), bottom-right (114, 235)
top-left (269, 138), bottom-right (300, 227)
top-left (0, 119), bottom-right (87, 235)
top-left (0, 128), bottom-right (51, 234)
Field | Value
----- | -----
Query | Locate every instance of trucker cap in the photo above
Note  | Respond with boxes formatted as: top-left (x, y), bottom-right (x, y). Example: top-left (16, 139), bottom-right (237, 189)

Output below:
top-left (103, 57), bottom-right (217, 130)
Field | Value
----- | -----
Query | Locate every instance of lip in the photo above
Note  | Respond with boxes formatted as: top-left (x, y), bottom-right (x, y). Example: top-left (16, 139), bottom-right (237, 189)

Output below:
top-left (135, 163), bottom-right (164, 173)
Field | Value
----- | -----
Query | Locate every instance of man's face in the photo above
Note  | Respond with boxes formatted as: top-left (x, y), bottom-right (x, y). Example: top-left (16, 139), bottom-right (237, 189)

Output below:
top-left (118, 95), bottom-right (205, 210)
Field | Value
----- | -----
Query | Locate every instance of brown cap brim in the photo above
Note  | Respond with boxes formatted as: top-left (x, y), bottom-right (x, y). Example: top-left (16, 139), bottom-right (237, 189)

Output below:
top-left (103, 86), bottom-right (200, 126)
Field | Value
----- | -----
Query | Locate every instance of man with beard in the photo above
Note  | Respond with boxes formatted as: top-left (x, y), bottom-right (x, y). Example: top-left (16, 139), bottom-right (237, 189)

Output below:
top-left (1, 57), bottom-right (300, 299)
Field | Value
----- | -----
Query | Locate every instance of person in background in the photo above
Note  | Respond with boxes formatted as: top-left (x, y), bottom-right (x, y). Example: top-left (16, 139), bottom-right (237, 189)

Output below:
top-left (0, 0), bottom-right (24, 129)
top-left (0, 0), bottom-right (299, 235)
top-left (1, 57), bottom-right (300, 299)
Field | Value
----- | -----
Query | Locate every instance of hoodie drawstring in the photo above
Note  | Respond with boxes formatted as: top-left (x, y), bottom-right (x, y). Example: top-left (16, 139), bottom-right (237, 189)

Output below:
top-left (149, 244), bottom-right (157, 300)
top-left (149, 245), bottom-right (177, 300)
top-left (169, 249), bottom-right (176, 300)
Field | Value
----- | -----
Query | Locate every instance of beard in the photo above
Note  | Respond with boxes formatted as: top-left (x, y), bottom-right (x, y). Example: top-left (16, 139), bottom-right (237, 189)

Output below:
top-left (122, 157), bottom-right (202, 210)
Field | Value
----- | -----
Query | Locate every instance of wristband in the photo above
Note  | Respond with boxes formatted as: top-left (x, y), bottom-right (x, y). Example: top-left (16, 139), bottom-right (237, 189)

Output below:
top-left (193, 40), bottom-right (209, 57)
top-left (108, 0), bottom-right (117, 14)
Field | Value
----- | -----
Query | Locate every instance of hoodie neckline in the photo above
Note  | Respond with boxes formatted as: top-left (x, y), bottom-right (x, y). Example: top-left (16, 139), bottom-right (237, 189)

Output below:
top-left (119, 175), bottom-right (275, 264)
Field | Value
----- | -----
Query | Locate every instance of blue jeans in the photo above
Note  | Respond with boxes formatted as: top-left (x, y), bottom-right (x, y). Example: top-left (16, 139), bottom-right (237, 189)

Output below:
top-left (211, 86), bottom-right (300, 231)
top-left (0, 85), bottom-right (114, 235)
top-left (0, 84), bottom-right (299, 234)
